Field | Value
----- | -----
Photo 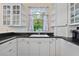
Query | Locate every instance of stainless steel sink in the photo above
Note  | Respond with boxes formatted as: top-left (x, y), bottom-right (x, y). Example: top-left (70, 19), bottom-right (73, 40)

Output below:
top-left (29, 34), bottom-right (49, 37)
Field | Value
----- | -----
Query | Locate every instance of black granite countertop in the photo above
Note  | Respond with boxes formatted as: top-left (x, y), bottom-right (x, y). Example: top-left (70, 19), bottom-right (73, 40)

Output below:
top-left (62, 37), bottom-right (79, 46)
top-left (0, 32), bottom-right (79, 46)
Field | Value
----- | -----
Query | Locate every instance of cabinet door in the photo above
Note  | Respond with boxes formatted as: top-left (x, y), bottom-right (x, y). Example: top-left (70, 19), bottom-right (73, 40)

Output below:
top-left (49, 38), bottom-right (56, 56)
top-left (18, 38), bottom-right (30, 56)
top-left (56, 3), bottom-right (68, 26)
top-left (61, 39), bottom-right (79, 56)
top-left (0, 39), bottom-right (17, 56)
top-left (56, 38), bottom-right (62, 56)
top-left (2, 4), bottom-right (11, 25)
top-left (29, 38), bottom-right (40, 56)
top-left (12, 4), bottom-right (21, 26)
top-left (39, 38), bottom-right (50, 56)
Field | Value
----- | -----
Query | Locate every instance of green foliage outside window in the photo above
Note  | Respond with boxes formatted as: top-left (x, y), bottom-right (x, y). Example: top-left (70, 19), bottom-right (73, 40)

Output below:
top-left (33, 14), bottom-right (43, 31)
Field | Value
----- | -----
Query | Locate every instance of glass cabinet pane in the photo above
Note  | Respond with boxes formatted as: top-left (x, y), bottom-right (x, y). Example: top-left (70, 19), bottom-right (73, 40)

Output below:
top-left (71, 3), bottom-right (74, 6)
top-left (75, 3), bottom-right (79, 10)
top-left (71, 18), bottom-right (74, 23)
top-left (71, 7), bottom-right (74, 11)
top-left (75, 3), bottom-right (79, 16)
top-left (13, 5), bottom-right (20, 14)
top-left (70, 3), bottom-right (75, 24)
top-left (75, 3), bottom-right (79, 23)
top-left (75, 17), bottom-right (79, 23)
top-left (71, 12), bottom-right (74, 17)
top-left (12, 5), bottom-right (20, 25)
top-left (3, 5), bottom-right (11, 25)
top-left (75, 10), bottom-right (79, 16)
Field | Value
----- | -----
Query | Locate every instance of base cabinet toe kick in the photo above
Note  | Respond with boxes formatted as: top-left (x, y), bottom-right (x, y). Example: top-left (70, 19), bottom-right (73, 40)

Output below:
top-left (0, 37), bottom-right (79, 56)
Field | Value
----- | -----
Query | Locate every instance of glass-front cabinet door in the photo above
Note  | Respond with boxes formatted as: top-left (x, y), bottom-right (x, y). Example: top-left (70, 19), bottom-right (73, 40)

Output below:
top-left (3, 4), bottom-right (11, 25)
top-left (70, 3), bottom-right (79, 25)
top-left (75, 3), bottom-right (79, 23)
top-left (12, 4), bottom-right (21, 25)
top-left (2, 4), bottom-right (21, 26)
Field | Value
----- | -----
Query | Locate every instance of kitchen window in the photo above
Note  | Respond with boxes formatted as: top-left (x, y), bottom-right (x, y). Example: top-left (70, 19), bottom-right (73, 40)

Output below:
top-left (29, 7), bottom-right (48, 32)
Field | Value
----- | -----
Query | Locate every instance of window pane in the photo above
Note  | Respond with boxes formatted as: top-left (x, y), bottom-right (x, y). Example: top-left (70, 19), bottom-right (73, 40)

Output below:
top-left (33, 15), bottom-right (43, 31)
top-left (30, 7), bottom-right (48, 32)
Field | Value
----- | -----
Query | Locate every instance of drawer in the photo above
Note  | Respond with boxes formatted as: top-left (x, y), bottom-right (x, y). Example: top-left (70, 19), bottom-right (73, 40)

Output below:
top-left (18, 38), bottom-right (28, 41)
top-left (0, 39), bottom-right (16, 51)
top-left (18, 38), bottom-right (29, 44)
top-left (0, 46), bottom-right (17, 56)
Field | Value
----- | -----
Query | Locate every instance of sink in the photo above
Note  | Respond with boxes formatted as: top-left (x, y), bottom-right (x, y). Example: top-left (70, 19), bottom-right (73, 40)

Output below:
top-left (29, 34), bottom-right (49, 37)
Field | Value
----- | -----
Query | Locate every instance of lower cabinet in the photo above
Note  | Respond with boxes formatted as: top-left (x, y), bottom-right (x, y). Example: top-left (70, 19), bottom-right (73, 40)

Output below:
top-left (29, 38), bottom-right (39, 56)
top-left (17, 38), bottom-right (30, 56)
top-left (60, 39), bottom-right (79, 56)
top-left (17, 38), bottom-right (56, 56)
top-left (49, 38), bottom-right (56, 56)
top-left (56, 38), bottom-right (62, 56)
top-left (39, 38), bottom-right (50, 56)
top-left (56, 38), bottom-right (79, 56)
top-left (0, 39), bottom-right (17, 56)
top-left (1, 37), bottom-right (79, 56)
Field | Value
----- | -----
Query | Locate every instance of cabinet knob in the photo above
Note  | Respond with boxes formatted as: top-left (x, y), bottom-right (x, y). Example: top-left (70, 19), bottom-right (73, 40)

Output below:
top-left (27, 41), bottom-right (29, 44)
top-left (38, 42), bottom-right (42, 44)
top-left (8, 49), bottom-right (12, 52)
top-left (8, 42), bottom-right (12, 45)
top-left (49, 41), bottom-right (52, 44)
top-left (22, 39), bottom-right (25, 41)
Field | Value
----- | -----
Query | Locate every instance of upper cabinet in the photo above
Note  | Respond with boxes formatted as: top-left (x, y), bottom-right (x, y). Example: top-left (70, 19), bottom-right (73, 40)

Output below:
top-left (2, 4), bottom-right (26, 26)
top-left (55, 3), bottom-right (68, 26)
top-left (70, 3), bottom-right (79, 25)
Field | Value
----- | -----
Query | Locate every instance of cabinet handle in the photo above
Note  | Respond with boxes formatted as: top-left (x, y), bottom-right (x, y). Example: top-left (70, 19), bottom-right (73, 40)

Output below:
top-left (38, 42), bottom-right (42, 44)
top-left (8, 49), bottom-right (13, 52)
top-left (27, 41), bottom-right (29, 44)
top-left (8, 42), bottom-right (12, 45)
top-left (49, 41), bottom-right (52, 44)
top-left (22, 39), bottom-right (25, 41)
top-left (52, 39), bottom-right (54, 40)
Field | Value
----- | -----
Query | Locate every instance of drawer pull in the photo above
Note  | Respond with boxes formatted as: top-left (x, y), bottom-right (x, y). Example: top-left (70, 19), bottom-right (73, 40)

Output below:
top-left (27, 41), bottom-right (29, 44)
top-left (8, 49), bottom-right (13, 52)
top-left (38, 42), bottom-right (42, 44)
top-left (8, 42), bottom-right (12, 45)
top-left (49, 41), bottom-right (52, 44)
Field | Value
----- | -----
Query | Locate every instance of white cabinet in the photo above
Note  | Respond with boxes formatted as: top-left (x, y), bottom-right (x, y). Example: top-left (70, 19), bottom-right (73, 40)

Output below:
top-left (39, 38), bottom-right (55, 56)
top-left (61, 39), bottom-right (79, 56)
top-left (57, 39), bottom-right (79, 56)
top-left (29, 38), bottom-right (40, 56)
top-left (18, 38), bottom-right (40, 56)
top-left (49, 38), bottom-right (56, 56)
top-left (55, 3), bottom-right (68, 26)
top-left (2, 3), bottom-right (26, 26)
top-left (17, 38), bottom-right (30, 56)
top-left (39, 38), bottom-right (50, 56)
top-left (53, 3), bottom-right (68, 37)
top-left (0, 39), bottom-right (17, 56)
top-left (55, 38), bottom-right (61, 56)
top-left (17, 38), bottom-right (55, 56)
top-left (69, 3), bottom-right (79, 25)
